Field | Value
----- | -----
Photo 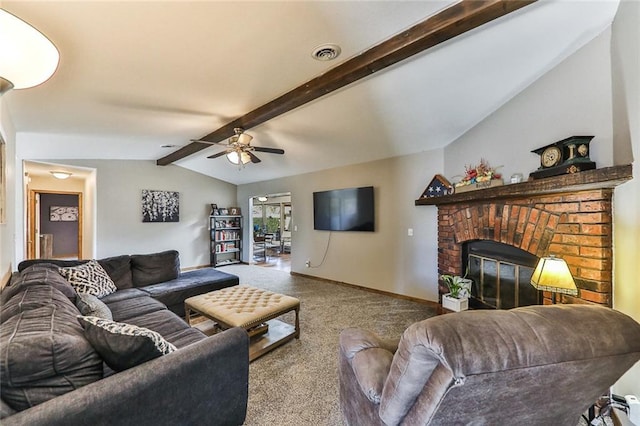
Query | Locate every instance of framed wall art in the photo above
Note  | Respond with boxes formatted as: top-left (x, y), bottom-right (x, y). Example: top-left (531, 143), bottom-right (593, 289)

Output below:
top-left (142, 190), bottom-right (179, 223)
top-left (50, 206), bottom-right (79, 222)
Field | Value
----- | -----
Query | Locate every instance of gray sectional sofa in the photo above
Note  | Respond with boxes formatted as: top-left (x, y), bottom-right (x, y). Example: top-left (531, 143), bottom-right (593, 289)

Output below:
top-left (0, 250), bottom-right (248, 425)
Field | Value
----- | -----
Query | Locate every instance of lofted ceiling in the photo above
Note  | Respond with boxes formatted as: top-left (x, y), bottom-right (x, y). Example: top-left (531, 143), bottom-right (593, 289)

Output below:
top-left (3, 1), bottom-right (620, 185)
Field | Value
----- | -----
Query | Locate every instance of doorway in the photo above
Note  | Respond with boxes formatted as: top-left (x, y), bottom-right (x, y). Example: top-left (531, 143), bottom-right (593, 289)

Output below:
top-left (28, 190), bottom-right (82, 260)
top-left (250, 193), bottom-right (291, 271)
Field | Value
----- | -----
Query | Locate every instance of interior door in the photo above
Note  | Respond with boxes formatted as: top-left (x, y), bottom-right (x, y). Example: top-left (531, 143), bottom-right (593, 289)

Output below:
top-left (28, 190), bottom-right (82, 260)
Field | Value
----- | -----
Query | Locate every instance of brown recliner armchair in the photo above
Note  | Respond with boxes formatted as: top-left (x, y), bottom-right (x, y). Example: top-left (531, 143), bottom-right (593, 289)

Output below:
top-left (339, 305), bottom-right (640, 425)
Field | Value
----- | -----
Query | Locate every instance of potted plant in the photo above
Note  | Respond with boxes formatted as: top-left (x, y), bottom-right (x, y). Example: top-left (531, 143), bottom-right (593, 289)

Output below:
top-left (441, 273), bottom-right (473, 312)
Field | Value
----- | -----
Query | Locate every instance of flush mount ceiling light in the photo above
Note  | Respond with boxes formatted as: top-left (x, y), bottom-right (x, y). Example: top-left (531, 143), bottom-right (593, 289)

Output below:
top-left (50, 171), bottom-right (72, 179)
top-left (0, 9), bottom-right (60, 95)
top-left (311, 43), bottom-right (341, 61)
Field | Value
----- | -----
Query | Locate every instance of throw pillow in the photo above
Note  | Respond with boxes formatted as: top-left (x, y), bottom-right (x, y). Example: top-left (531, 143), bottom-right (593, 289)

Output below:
top-left (77, 316), bottom-right (177, 371)
top-left (75, 293), bottom-right (113, 320)
top-left (59, 260), bottom-right (117, 298)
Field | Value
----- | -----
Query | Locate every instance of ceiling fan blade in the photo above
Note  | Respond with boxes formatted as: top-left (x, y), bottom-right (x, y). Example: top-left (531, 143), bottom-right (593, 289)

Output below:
top-left (253, 147), bottom-right (285, 155)
top-left (247, 151), bottom-right (262, 163)
top-left (207, 151), bottom-right (228, 159)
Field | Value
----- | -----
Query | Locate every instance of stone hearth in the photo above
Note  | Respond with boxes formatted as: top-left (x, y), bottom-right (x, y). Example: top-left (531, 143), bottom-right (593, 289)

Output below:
top-left (416, 165), bottom-right (632, 307)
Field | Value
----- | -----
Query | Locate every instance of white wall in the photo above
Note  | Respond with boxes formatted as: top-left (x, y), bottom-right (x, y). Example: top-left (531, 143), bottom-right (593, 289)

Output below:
top-left (611, 0), bottom-right (640, 398)
top-left (28, 160), bottom-right (236, 269)
top-left (443, 28), bottom-right (614, 181)
top-left (0, 98), bottom-right (16, 285)
top-left (239, 151), bottom-right (442, 301)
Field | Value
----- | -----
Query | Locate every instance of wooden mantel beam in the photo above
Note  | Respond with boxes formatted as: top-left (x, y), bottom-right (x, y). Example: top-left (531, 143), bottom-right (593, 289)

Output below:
top-left (157, 0), bottom-right (536, 166)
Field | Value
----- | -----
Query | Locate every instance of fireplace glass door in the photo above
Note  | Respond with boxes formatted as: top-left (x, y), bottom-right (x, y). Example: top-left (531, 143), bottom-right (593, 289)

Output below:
top-left (464, 241), bottom-right (541, 309)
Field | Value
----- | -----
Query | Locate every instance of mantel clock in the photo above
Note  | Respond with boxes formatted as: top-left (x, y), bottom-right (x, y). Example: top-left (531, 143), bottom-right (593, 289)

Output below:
top-left (529, 136), bottom-right (596, 180)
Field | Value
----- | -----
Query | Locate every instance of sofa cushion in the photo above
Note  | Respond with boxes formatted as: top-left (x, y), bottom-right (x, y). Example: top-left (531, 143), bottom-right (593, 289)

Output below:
top-left (1, 281), bottom-right (79, 324)
top-left (77, 316), bottom-right (177, 372)
top-left (142, 268), bottom-right (239, 316)
top-left (122, 309), bottom-right (206, 349)
top-left (17, 259), bottom-right (84, 272)
top-left (96, 255), bottom-right (134, 289)
top-left (130, 250), bottom-right (180, 287)
top-left (0, 301), bottom-right (103, 411)
top-left (76, 293), bottom-right (113, 320)
top-left (161, 326), bottom-right (207, 348)
top-left (0, 398), bottom-right (16, 419)
top-left (100, 287), bottom-right (149, 304)
top-left (1, 263), bottom-right (77, 309)
top-left (18, 257), bottom-right (134, 290)
top-left (59, 260), bottom-right (117, 298)
top-left (105, 295), bottom-right (167, 322)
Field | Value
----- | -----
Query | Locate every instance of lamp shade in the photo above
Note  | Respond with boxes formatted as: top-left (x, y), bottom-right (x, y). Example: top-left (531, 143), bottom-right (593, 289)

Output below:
top-left (530, 256), bottom-right (578, 295)
top-left (0, 9), bottom-right (59, 92)
top-left (237, 132), bottom-right (253, 145)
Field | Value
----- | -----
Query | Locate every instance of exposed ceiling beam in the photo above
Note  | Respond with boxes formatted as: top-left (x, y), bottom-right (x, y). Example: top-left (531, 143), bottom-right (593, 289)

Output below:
top-left (157, 0), bottom-right (536, 166)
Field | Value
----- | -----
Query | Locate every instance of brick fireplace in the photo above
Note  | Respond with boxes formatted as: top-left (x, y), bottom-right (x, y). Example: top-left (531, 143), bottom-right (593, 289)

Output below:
top-left (416, 165), bottom-right (632, 307)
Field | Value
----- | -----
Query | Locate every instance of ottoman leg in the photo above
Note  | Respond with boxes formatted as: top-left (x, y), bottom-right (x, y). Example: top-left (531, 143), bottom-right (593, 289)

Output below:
top-left (185, 305), bottom-right (191, 325)
top-left (294, 306), bottom-right (300, 339)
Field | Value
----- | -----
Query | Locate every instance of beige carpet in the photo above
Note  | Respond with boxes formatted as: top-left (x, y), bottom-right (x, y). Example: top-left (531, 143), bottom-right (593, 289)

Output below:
top-left (215, 264), bottom-right (438, 426)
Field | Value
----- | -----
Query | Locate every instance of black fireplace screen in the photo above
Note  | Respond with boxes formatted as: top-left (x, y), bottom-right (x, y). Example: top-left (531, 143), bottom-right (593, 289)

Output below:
top-left (464, 241), bottom-right (541, 309)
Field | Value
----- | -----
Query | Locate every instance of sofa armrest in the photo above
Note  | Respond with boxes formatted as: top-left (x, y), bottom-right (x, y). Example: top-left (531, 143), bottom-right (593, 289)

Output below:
top-left (339, 328), bottom-right (398, 404)
top-left (3, 327), bottom-right (249, 426)
top-left (339, 328), bottom-right (399, 359)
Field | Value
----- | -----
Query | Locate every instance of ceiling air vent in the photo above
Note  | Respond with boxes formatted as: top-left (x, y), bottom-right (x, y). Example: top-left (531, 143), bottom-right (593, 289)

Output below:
top-left (311, 44), bottom-right (341, 61)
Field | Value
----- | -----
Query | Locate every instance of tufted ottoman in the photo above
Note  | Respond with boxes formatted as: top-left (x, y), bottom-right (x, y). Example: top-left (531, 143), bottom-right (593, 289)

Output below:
top-left (184, 285), bottom-right (300, 361)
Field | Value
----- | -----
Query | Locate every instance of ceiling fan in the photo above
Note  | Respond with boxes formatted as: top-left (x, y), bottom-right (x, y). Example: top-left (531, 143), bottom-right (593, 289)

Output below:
top-left (193, 128), bottom-right (285, 166)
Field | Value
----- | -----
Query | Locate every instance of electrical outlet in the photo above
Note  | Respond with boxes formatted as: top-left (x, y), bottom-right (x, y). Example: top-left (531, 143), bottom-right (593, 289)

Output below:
top-left (305, 260), bottom-right (311, 268)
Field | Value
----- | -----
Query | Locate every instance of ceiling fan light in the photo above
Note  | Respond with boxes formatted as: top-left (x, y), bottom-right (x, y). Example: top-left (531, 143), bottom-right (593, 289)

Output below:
top-left (237, 133), bottom-right (253, 145)
top-left (0, 9), bottom-right (59, 92)
top-left (226, 150), bottom-right (251, 167)
top-left (226, 151), bottom-right (240, 165)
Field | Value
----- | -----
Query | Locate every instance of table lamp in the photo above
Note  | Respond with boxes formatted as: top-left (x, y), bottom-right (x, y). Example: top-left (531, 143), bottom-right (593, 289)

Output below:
top-left (530, 255), bottom-right (578, 303)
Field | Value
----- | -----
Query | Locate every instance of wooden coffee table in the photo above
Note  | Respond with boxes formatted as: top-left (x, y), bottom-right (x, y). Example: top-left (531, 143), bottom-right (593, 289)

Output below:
top-left (184, 285), bottom-right (300, 361)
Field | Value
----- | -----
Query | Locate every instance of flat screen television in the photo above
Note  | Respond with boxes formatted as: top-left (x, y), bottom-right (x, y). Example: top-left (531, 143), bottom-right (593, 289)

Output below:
top-left (313, 186), bottom-right (374, 232)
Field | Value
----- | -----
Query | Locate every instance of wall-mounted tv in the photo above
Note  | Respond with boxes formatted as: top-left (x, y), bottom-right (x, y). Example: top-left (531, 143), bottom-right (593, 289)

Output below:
top-left (313, 186), bottom-right (374, 232)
